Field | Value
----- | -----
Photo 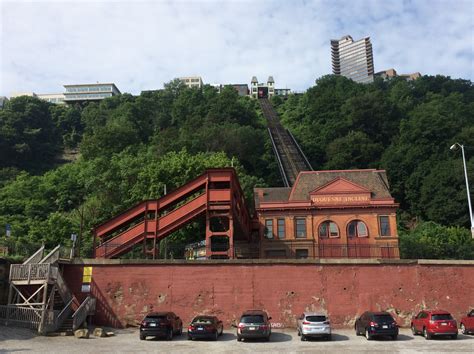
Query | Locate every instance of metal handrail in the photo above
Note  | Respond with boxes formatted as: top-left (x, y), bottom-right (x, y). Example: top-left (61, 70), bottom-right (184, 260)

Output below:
top-left (9, 263), bottom-right (53, 282)
top-left (72, 296), bottom-right (95, 330)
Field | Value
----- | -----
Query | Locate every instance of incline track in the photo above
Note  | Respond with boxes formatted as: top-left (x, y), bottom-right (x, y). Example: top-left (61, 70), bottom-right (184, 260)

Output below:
top-left (259, 98), bottom-right (312, 186)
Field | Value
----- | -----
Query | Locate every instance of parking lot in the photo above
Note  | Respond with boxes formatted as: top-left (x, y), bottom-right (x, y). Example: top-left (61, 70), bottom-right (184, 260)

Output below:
top-left (0, 327), bottom-right (473, 353)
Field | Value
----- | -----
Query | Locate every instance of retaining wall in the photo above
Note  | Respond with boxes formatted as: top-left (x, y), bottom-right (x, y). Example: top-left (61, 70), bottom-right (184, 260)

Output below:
top-left (62, 259), bottom-right (474, 329)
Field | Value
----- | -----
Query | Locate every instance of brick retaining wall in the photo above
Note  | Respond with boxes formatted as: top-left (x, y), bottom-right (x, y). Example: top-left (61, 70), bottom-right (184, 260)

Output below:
top-left (62, 259), bottom-right (474, 329)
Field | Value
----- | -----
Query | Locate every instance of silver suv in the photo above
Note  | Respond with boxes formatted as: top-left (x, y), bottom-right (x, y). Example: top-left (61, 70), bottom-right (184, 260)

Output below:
top-left (297, 312), bottom-right (331, 341)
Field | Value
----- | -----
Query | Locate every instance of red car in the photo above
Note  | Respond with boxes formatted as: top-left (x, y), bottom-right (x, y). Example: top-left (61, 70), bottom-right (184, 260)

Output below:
top-left (411, 310), bottom-right (457, 339)
top-left (460, 309), bottom-right (474, 335)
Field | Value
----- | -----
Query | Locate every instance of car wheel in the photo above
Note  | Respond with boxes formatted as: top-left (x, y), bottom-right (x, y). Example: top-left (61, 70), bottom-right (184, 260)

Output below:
top-left (451, 333), bottom-right (458, 339)
top-left (411, 324), bottom-right (417, 335)
top-left (300, 334), bottom-right (306, 341)
top-left (213, 331), bottom-right (219, 341)
top-left (391, 334), bottom-right (398, 340)
top-left (167, 329), bottom-right (173, 341)
top-left (264, 335), bottom-right (270, 342)
top-left (365, 328), bottom-right (372, 340)
top-left (460, 323), bottom-right (467, 335)
top-left (326, 334), bottom-right (332, 341)
top-left (178, 327), bottom-right (183, 336)
top-left (187, 335), bottom-right (192, 341)
top-left (237, 336), bottom-right (242, 342)
top-left (423, 328), bottom-right (431, 340)
top-left (140, 333), bottom-right (146, 340)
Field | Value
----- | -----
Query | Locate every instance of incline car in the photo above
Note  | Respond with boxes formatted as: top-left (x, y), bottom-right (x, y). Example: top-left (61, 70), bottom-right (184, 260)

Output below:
top-left (187, 315), bottom-right (224, 341)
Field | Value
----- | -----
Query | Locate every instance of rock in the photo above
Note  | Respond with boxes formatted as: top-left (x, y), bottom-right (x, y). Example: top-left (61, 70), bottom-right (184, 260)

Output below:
top-left (93, 328), bottom-right (108, 337)
top-left (74, 329), bottom-right (89, 339)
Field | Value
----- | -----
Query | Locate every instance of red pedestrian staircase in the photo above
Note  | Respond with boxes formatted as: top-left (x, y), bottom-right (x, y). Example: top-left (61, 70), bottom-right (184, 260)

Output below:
top-left (94, 168), bottom-right (251, 259)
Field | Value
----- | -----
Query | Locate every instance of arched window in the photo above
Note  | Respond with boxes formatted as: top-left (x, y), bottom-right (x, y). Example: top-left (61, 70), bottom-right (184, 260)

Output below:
top-left (319, 221), bottom-right (339, 238)
top-left (347, 220), bottom-right (369, 238)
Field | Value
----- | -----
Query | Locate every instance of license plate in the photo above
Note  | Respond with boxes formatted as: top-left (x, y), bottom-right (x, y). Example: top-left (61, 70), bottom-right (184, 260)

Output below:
top-left (249, 327), bottom-right (256, 330)
top-left (441, 323), bottom-right (447, 326)
top-left (382, 325), bottom-right (388, 329)
top-left (197, 327), bottom-right (204, 331)
top-left (150, 323), bottom-right (156, 327)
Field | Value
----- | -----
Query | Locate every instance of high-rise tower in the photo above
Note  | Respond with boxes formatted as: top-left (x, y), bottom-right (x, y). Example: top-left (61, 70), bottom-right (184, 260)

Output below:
top-left (331, 35), bottom-right (374, 83)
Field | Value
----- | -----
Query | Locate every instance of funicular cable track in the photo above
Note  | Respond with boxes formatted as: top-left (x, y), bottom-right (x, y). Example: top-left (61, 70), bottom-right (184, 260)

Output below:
top-left (259, 98), bottom-right (312, 186)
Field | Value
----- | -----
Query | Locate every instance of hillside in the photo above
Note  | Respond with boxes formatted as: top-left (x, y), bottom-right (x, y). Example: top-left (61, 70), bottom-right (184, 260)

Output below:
top-left (0, 76), bottom-right (473, 259)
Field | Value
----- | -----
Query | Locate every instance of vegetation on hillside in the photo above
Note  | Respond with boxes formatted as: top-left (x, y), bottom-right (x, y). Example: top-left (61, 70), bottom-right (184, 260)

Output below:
top-left (0, 76), bottom-right (473, 259)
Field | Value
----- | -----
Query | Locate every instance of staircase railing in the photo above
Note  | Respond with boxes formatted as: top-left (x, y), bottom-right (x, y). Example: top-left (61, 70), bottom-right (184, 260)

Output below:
top-left (55, 271), bottom-right (72, 304)
top-left (0, 305), bottom-right (42, 329)
top-left (22, 245), bottom-right (45, 265)
top-left (72, 296), bottom-right (96, 330)
top-left (39, 245), bottom-right (61, 264)
top-left (9, 263), bottom-right (53, 283)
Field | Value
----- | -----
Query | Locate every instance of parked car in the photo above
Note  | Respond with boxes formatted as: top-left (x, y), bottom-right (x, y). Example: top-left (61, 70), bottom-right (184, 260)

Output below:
top-left (411, 310), bottom-right (457, 339)
top-left (355, 311), bottom-right (399, 340)
top-left (297, 312), bottom-right (331, 341)
top-left (235, 310), bottom-right (272, 342)
top-left (139, 312), bottom-right (183, 340)
top-left (187, 315), bottom-right (224, 341)
top-left (460, 309), bottom-right (474, 335)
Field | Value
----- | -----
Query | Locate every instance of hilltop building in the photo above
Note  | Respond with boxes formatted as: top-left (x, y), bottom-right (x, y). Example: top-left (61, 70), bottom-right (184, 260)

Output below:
top-left (179, 76), bottom-right (203, 89)
top-left (375, 68), bottom-right (421, 81)
top-left (250, 76), bottom-right (275, 99)
top-left (63, 83), bottom-right (121, 103)
top-left (331, 35), bottom-right (375, 83)
top-left (0, 96), bottom-right (8, 109)
top-left (10, 92), bottom-right (66, 105)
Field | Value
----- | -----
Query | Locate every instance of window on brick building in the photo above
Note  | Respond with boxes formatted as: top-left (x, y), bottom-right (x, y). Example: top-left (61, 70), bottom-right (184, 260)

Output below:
top-left (318, 221), bottom-right (339, 238)
top-left (277, 219), bottom-right (285, 239)
top-left (379, 216), bottom-right (391, 236)
top-left (347, 220), bottom-right (368, 238)
top-left (264, 219), bottom-right (273, 239)
top-left (295, 218), bottom-right (306, 238)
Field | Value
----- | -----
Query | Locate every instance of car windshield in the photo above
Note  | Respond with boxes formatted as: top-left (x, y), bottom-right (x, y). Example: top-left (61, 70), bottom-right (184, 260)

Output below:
top-left (306, 316), bottom-right (326, 322)
top-left (373, 315), bottom-right (394, 322)
top-left (241, 315), bottom-right (264, 323)
top-left (432, 314), bottom-right (453, 321)
top-left (193, 317), bottom-right (214, 324)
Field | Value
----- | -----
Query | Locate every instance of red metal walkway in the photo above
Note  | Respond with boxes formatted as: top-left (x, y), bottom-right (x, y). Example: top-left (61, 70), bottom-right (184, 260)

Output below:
top-left (93, 169), bottom-right (251, 259)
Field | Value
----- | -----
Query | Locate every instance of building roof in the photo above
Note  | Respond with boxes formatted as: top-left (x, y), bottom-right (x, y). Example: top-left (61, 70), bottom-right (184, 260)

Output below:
top-left (251, 76), bottom-right (258, 83)
top-left (267, 76), bottom-right (274, 83)
top-left (255, 169), bottom-right (393, 207)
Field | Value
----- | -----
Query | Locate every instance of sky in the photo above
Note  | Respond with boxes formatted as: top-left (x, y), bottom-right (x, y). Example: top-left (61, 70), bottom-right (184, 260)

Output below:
top-left (0, 0), bottom-right (473, 97)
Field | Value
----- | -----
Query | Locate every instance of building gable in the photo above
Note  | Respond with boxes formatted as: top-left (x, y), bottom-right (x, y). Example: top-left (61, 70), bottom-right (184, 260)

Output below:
top-left (310, 177), bottom-right (371, 206)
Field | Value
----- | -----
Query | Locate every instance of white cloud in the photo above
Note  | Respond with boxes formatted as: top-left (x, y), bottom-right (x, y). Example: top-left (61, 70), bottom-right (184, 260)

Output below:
top-left (0, 0), bottom-right (472, 97)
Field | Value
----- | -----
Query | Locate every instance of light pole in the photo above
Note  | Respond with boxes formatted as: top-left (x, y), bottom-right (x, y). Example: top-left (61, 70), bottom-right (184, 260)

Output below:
top-left (450, 143), bottom-right (474, 238)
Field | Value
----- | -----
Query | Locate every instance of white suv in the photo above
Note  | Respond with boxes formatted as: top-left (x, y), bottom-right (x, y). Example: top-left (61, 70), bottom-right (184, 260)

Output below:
top-left (297, 312), bottom-right (331, 341)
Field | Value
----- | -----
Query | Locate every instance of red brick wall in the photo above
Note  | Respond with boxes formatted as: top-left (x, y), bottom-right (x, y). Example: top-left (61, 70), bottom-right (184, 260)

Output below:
top-left (62, 261), bottom-right (474, 329)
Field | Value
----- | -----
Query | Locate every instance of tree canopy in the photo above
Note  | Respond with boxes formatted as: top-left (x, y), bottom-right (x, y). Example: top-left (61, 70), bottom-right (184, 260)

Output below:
top-left (0, 75), bottom-right (473, 259)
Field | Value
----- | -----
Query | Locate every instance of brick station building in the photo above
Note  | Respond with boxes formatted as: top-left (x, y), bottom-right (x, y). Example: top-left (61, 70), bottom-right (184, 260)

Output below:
top-left (254, 169), bottom-right (399, 259)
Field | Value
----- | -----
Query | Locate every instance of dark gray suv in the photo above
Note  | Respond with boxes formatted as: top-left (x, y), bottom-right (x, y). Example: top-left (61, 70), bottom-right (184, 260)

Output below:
top-left (236, 310), bottom-right (272, 342)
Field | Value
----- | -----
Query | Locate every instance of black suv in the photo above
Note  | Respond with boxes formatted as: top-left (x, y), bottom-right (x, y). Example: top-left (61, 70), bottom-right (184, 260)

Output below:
top-left (236, 310), bottom-right (272, 342)
top-left (355, 311), bottom-right (398, 340)
top-left (140, 312), bottom-right (183, 340)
